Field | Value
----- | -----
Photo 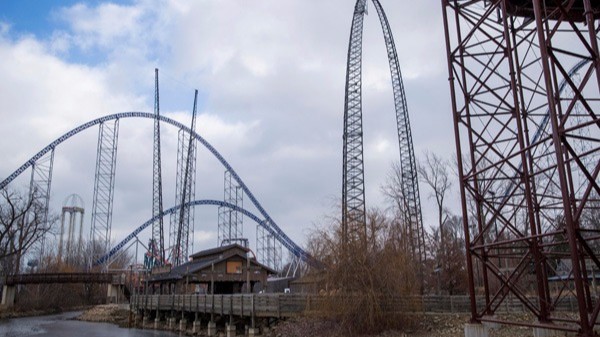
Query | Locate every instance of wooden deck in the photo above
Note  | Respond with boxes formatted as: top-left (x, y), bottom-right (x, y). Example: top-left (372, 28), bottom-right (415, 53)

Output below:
top-left (131, 293), bottom-right (583, 319)
top-left (132, 294), bottom-right (309, 318)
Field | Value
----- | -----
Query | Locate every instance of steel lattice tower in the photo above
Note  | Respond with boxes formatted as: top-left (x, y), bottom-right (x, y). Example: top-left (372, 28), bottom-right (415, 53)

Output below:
top-left (218, 170), bottom-right (244, 246)
top-left (342, 0), bottom-right (368, 248)
top-left (257, 222), bottom-right (282, 272)
top-left (442, 0), bottom-right (600, 334)
top-left (169, 90), bottom-right (198, 266)
top-left (342, 0), bottom-right (425, 263)
top-left (151, 68), bottom-right (165, 265)
top-left (90, 119), bottom-right (119, 269)
top-left (28, 149), bottom-right (54, 262)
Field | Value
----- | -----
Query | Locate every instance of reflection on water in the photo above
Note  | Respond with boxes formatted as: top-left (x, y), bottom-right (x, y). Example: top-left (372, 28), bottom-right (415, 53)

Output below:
top-left (0, 311), bottom-right (178, 337)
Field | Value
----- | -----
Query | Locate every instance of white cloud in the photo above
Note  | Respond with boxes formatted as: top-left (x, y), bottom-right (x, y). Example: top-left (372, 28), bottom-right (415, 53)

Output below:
top-left (56, 3), bottom-right (145, 50)
top-left (193, 230), bottom-right (215, 245)
top-left (0, 0), bottom-right (457, 263)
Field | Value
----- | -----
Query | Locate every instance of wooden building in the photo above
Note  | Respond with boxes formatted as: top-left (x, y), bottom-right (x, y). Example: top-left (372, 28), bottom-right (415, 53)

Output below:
top-left (147, 244), bottom-right (276, 294)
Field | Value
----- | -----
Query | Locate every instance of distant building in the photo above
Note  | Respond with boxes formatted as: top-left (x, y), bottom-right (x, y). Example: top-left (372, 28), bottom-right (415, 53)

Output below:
top-left (147, 244), bottom-right (276, 294)
top-left (290, 273), bottom-right (325, 294)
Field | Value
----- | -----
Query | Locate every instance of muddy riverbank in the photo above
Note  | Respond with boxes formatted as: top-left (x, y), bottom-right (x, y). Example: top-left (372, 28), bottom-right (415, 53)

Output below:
top-left (0, 311), bottom-right (178, 337)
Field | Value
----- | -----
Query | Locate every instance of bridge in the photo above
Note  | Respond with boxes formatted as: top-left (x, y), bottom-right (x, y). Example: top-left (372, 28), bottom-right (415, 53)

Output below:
top-left (4, 272), bottom-right (119, 286)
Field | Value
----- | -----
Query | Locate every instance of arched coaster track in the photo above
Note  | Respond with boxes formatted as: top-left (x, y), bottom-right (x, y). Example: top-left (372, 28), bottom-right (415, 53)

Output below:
top-left (0, 112), bottom-right (312, 264)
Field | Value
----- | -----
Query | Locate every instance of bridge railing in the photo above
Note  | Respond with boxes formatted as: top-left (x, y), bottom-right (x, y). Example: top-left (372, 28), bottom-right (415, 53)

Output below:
top-left (4, 273), bottom-right (117, 286)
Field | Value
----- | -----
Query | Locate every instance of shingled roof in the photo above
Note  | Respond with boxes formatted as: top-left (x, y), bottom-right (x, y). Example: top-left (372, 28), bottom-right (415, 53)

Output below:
top-left (148, 244), bottom-right (276, 282)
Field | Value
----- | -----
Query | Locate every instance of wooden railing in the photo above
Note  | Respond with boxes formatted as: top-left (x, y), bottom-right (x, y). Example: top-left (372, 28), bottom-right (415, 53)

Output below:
top-left (132, 294), bottom-right (307, 318)
top-left (131, 294), bottom-right (584, 318)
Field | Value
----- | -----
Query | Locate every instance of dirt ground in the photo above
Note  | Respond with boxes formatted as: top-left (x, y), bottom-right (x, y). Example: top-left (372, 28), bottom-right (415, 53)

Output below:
top-left (76, 304), bottom-right (131, 327)
top-left (267, 313), bottom-right (573, 337)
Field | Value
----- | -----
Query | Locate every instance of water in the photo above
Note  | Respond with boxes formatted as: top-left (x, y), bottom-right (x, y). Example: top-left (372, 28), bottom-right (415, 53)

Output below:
top-left (0, 312), bottom-right (178, 337)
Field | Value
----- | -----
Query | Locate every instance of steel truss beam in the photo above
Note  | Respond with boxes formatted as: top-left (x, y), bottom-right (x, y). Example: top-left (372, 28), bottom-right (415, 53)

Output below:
top-left (90, 119), bottom-right (119, 269)
top-left (371, 0), bottom-right (426, 265)
top-left (257, 222), bottom-right (282, 272)
top-left (442, 0), bottom-right (600, 334)
top-left (342, 0), bottom-right (368, 248)
top-left (151, 68), bottom-right (165, 265)
top-left (342, 0), bottom-right (425, 266)
top-left (170, 91), bottom-right (198, 266)
top-left (28, 149), bottom-right (54, 261)
top-left (218, 170), bottom-right (245, 247)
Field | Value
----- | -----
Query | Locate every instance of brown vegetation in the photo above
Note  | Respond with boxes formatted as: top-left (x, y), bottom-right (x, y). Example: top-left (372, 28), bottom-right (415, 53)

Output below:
top-left (267, 313), bottom-right (536, 337)
top-left (0, 187), bottom-right (55, 275)
top-left (77, 304), bottom-right (130, 327)
top-left (306, 209), bottom-right (419, 334)
top-left (304, 153), bottom-right (471, 334)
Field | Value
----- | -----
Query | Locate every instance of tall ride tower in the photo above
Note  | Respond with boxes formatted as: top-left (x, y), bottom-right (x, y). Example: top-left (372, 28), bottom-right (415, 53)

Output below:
top-left (342, 0), bottom-right (425, 264)
top-left (442, 0), bottom-right (600, 334)
top-left (150, 68), bottom-right (166, 267)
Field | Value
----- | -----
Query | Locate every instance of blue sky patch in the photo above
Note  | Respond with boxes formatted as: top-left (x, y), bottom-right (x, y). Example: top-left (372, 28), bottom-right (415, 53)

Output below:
top-left (0, 0), bottom-right (131, 39)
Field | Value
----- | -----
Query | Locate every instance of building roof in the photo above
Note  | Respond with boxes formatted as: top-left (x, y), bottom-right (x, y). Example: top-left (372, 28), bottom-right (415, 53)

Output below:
top-left (148, 244), bottom-right (276, 282)
top-left (189, 243), bottom-right (250, 260)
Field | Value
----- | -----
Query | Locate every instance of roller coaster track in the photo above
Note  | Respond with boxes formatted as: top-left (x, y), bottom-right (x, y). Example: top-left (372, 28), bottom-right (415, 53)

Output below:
top-left (499, 59), bottom-right (591, 201)
top-left (95, 199), bottom-right (281, 266)
top-left (0, 112), bottom-right (311, 264)
top-left (342, 0), bottom-right (425, 264)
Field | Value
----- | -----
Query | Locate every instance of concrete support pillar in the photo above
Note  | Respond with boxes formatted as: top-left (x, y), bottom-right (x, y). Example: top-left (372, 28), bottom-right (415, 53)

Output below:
top-left (106, 284), bottom-right (123, 304)
top-left (1, 285), bottom-right (16, 308)
top-left (226, 323), bottom-right (236, 337)
top-left (168, 317), bottom-right (176, 330)
top-left (248, 327), bottom-right (259, 337)
top-left (179, 319), bottom-right (187, 332)
top-left (207, 321), bottom-right (217, 336)
top-left (193, 320), bottom-right (201, 334)
top-left (464, 323), bottom-right (489, 337)
top-left (154, 316), bottom-right (161, 329)
top-left (482, 316), bottom-right (501, 330)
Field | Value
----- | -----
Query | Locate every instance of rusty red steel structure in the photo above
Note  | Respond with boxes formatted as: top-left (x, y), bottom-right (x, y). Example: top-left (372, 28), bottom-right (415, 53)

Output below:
top-left (442, 0), bottom-right (600, 335)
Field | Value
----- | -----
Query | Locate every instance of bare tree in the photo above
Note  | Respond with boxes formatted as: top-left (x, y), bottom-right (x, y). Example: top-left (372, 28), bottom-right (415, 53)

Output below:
top-left (417, 152), bottom-right (459, 294)
top-left (427, 214), bottom-right (467, 295)
top-left (382, 162), bottom-right (415, 256)
top-left (306, 208), bottom-right (418, 333)
top-left (417, 151), bottom-right (452, 232)
top-left (0, 187), bottom-right (54, 275)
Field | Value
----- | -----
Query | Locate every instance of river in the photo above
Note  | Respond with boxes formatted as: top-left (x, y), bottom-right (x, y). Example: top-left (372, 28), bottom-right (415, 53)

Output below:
top-left (0, 312), bottom-right (179, 337)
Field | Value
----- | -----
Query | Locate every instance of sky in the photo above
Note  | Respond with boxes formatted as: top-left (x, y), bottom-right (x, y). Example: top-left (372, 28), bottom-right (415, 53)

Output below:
top-left (0, 0), bottom-right (457, 264)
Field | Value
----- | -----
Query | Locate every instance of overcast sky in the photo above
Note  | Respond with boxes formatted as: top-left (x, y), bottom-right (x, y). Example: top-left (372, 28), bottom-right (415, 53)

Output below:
top-left (0, 0), bottom-right (457, 263)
